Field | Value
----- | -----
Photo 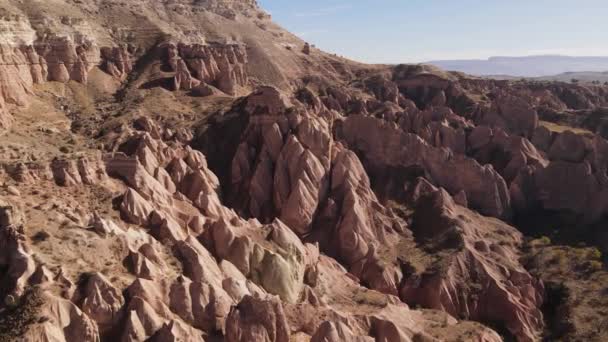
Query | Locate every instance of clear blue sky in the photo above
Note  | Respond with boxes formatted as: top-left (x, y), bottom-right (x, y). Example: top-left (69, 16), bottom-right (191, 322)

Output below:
top-left (258, 0), bottom-right (608, 63)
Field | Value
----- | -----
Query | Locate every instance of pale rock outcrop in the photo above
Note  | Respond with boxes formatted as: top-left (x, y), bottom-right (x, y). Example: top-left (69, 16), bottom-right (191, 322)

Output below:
top-left (210, 218), bottom-right (316, 304)
top-left (175, 236), bottom-right (224, 288)
top-left (51, 159), bottom-right (83, 186)
top-left (168, 275), bottom-right (232, 332)
top-left (120, 188), bottom-right (154, 226)
top-left (249, 240), bottom-right (302, 304)
top-left (124, 296), bottom-right (165, 338)
top-left (23, 294), bottom-right (100, 342)
top-left (121, 310), bottom-right (148, 342)
top-left (78, 273), bottom-right (124, 331)
top-left (100, 45), bottom-right (133, 79)
top-left (244, 86), bottom-right (292, 116)
top-left (311, 321), bottom-right (373, 342)
top-left (160, 42), bottom-right (249, 95)
top-left (211, 219), bottom-right (255, 276)
top-left (4, 162), bottom-right (53, 183)
top-left (0, 201), bottom-right (36, 298)
top-left (51, 155), bottom-right (107, 186)
top-left (148, 320), bottom-right (205, 342)
top-left (127, 249), bottom-right (162, 280)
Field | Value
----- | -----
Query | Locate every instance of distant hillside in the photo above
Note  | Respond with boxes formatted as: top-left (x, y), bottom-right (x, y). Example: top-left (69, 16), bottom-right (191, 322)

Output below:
top-left (536, 71), bottom-right (608, 83)
top-left (428, 55), bottom-right (608, 77)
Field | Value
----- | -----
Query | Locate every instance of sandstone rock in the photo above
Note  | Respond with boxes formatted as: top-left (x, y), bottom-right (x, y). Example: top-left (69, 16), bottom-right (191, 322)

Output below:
top-left (79, 273), bottom-right (124, 330)
top-left (100, 45), bottom-right (132, 79)
top-left (51, 159), bottom-right (82, 186)
top-left (468, 125), bottom-right (493, 150)
top-left (211, 219), bottom-right (254, 276)
top-left (341, 114), bottom-right (512, 219)
top-left (127, 249), bottom-right (161, 280)
top-left (225, 295), bottom-right (290, 342)
top-left (250, 243), bottom-right (303, 304)
top-left (168, 275), bottom-right (232, 333)
top-left (121, 310), bottom-right (148, 342)
top-left (148, 320), bottom-right (205, 342)
top-left (6, 185), bottom-right (20, 196)
top-left (29, 264), bottom-right (54, 286)
top-left (134, 117), bottom-right (163, 140)
top-left (0, 205), bottom-right (35, 297)
top-left (311, 321), bottom-right (373, 342)
top-left (531, 125), bottom-right (554, 151)
top-left (7, 3), bottom-right (608, 341)
top-left (534, 161), bottom-right (602, 220)
top-left (175, 236), bottom-right (224, 287)
top-left (245, 86), bottom-right (292, 116)
top-left (302, 43), bottom-right (311, 55)
top-left (120, 188), bottom-right (154, 226)
top-left (191, 83), bottom-right (222, 97)
top-left (23, 294), bottom-right (101, 342)
top-left (548, 130), bottom-right (588, 162)
top-left (125, 296), bottom-right (165, 337)
top-left (480, 92), bottom-right (539, 137)
top-left (403, 189), bottom-right (543, 341)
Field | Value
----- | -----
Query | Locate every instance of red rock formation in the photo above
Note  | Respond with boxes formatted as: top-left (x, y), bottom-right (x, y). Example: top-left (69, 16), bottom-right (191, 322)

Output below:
top-left (225, 295), bottom-right (290, 342)
top-left (4, 2), bottom-right (608, 341)
top-left (402, 187), bottom-right (544, 341)
top-left (100, 45), bottom-right (133, 79)
top-left (156, 42), bottom-right (249, 95)
top-left (341, 114), bottom-right (512, 219)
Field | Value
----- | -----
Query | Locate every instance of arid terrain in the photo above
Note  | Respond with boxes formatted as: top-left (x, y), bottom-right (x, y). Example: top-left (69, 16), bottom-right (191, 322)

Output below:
top-left (0, 1), bottom-right (607, 341)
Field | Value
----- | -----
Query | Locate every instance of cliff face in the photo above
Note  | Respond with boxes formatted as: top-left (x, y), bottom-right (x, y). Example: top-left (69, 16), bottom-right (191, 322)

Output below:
top-left (1, 1), bottom-right (608, 342)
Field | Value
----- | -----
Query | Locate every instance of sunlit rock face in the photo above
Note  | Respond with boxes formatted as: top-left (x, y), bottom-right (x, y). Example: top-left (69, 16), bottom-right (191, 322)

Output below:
top-left (2, 1), bottom-right (608, 341)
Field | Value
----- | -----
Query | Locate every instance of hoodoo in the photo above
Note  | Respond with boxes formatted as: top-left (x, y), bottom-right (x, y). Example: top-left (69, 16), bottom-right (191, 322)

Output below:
top-left (0, 1), bottom-right (607, 341)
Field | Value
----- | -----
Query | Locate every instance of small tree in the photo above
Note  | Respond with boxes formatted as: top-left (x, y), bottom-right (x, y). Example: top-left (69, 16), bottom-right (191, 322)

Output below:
top-left (571, 78), bottom-right (579, 84)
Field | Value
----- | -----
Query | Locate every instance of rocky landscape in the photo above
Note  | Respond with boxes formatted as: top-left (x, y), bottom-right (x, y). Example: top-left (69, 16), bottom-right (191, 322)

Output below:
top-left (0, 1), bottom-right (607, 341)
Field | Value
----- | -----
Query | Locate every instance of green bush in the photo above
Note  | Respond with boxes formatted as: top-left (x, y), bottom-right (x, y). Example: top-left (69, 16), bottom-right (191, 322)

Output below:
top-left (538, 236), bottom-right (552, 245)
top-left (588, 248), bottom-right (602, 260)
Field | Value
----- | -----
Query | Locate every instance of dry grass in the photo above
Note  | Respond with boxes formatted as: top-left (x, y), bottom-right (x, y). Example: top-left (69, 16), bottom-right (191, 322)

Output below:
top-left (525, 241), bottom-right (608, 341)
top-left (0, 287), bottom-right (45, 342)
top-left (540, 120), bottom-right (592, 135)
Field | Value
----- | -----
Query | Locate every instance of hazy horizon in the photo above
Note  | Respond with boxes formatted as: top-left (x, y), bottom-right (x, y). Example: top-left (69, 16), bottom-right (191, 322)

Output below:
top-left (259, 0), bottom-right (608, 64)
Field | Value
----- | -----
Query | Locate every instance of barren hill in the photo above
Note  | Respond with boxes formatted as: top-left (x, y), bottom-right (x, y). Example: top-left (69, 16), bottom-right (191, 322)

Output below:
top-left (429, 55), bottom-right (608, 77)
top-left (0, 1), bottom-right (607, 342)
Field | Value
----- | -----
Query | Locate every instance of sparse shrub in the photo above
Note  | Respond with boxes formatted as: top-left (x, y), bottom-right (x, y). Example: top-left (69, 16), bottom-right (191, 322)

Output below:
top-left (31, 231), bottom-right (50, 243)
top-left (588, 248), bottom-right (602, 260)
top-left (550, 249), bottom-right (568, 267)
top-left (538, 236), bottom-right (552, 245)
top-left (0, 286), bottom-right (45, 342)
top-left (586, 260), bottom-right (603, 272)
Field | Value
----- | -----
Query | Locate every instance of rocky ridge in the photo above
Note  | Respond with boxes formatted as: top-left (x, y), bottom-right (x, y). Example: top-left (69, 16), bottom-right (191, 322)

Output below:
top-left (0, 1), bottom-right (608, 342)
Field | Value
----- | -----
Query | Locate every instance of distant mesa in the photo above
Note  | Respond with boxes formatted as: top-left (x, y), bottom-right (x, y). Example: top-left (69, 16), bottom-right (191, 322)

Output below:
top-left (428, 55), bottom-right (608, 78)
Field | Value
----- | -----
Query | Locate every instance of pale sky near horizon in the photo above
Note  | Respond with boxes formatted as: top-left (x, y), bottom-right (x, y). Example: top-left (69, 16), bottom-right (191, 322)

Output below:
top-left (258, 0), bottom-right (608, 63)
